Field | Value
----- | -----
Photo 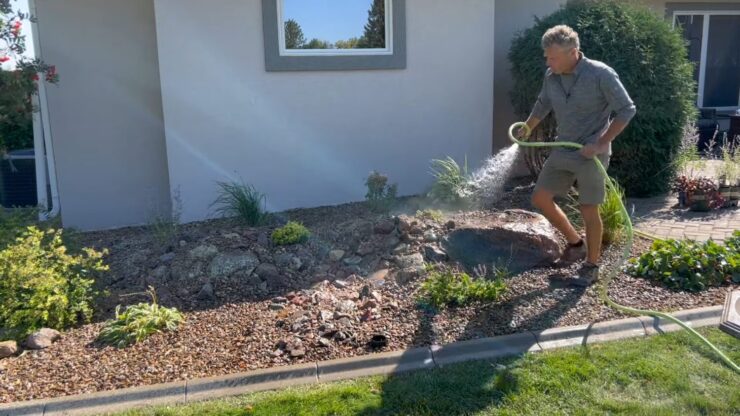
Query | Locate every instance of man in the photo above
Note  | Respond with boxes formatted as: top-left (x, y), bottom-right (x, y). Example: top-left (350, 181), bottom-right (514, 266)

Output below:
top-left (518, 25), bottom-right (636, 286)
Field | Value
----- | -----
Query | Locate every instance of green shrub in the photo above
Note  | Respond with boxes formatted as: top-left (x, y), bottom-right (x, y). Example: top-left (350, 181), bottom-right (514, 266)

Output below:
top-left (98, 287), bottom-right (184, 348)
top-left (415, 209), bottom-right (444, 223)
top-left (0, 207), bottom-right (39, 248)
top-left (509, 0), bottom-right (696, 196)
top-left (211, 180), bottom-right (267, 226)
top-left (365, 170), bottom-right (397, 213)
top-left (419, 265), bottom-right (507, 308)
top-left (0, 226), bottom-right (108, 339)
top-left (271, 221), bottom-right (310, 246)
top-left (627, 234), bottom-right (740, 291)
top-left (600, 177), bottom-right (627, 244)
top-left (427, 156), bottom-right (474, 205)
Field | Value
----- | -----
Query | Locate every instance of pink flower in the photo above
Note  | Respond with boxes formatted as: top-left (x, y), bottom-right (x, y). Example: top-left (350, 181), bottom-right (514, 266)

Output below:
top-left (0, 56), bottom-right (9, 63)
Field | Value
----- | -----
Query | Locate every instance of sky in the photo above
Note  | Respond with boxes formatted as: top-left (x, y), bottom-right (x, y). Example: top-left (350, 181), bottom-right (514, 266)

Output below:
top-left (283, 0), bottom-right (373, 43)
top-left (1, 0), bottom-right (35, 70)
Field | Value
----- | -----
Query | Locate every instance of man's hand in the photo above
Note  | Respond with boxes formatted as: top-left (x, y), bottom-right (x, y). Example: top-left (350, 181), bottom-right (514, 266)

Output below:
top-left (515, 126), bottom-right (529, 140)
top-left (579, 141), bottom-right (609, 159)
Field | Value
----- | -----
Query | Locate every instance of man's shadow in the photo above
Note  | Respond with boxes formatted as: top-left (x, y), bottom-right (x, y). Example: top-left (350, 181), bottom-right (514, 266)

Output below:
top-left (354, 267), bottom-right (588, 415)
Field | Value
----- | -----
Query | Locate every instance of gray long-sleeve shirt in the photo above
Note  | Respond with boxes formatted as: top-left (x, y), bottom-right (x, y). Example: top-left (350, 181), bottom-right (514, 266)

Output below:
top-left (530, 53), bottom-right (636, 157)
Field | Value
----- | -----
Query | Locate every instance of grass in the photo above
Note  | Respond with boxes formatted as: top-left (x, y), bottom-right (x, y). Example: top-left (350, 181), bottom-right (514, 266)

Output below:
top-left (210, 181), bottom-right (268, 226)
top-left (116, 329), bottom-right (740, 415)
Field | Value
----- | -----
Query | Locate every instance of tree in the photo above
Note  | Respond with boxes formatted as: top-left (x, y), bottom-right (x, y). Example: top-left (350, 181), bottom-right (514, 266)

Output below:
top-left (1, 0), bottom-right (58, 153)
top-left (283, 18), bottom-right (305, 49)
top-left (508, 0), bottom-right (696, 197)
top-left (335, 37), bottom-right (361, 49)
top-left (303, 38), bottom-right (332, 50)
top-left (357, 0), bottom-right (385, 48)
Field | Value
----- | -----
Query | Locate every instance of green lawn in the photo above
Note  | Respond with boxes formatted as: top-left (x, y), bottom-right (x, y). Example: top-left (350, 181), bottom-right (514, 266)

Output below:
top-left (118, 328), bottom-right (739, 416)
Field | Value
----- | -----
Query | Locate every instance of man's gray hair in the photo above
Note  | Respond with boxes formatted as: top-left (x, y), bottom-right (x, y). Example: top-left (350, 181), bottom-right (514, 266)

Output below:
top-left (541, 25), bottom-right (580, 50)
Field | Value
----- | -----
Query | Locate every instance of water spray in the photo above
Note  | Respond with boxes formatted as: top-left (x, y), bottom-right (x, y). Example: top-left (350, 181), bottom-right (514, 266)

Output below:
top-left (508, 121), bottom-right (739, 373)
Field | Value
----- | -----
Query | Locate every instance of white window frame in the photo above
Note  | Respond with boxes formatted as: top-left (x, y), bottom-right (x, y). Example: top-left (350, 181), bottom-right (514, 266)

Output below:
top-left (277, 0), bottom-right (393, 57)
top-left (673, 10), bottom-right (740, 110)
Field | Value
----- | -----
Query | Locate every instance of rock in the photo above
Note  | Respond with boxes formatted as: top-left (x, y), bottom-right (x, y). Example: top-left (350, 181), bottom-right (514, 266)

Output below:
top-left (335, 300), bottom-right (357, 314)
top-left (343, 256), bottom-right (363, 266)
top-left (257, 233), bottom-right (270, 246)
top-left (319, 310), bottom-right (333, 322)
top-left (396, 216), bottom-right (412, 233)
top-left (356, 242), bottom-right (375, 256)
top-left (395, 268), bottom-right (423, 285)
top-left (254, 263), bottom-right (280, 281)
top-left (374, 219), bottom-right (396, 234)
top-left (258, 281), bottom-right (268, 292)
top-left (359, 285), bottom-right (371, 299)
top-left (276, 253), bottom-right (302, 271)
top-left (223, 232), bottom-right (241, 240)
top-left (196, 282), bottom-right (215, 300)
top-left (318, 338), bottom-right (332, 348)
top-left (328, 250), bottom-right (345, 262)
top-left (0, 341), bottom-right (18, 359)
top-left (208, 251), bottom-right (260, 278)
top-left (273, 296), bottom-right (289, 304)
top-left (423, 231), bottom-right (438, 242)
top-left (361, 300), bottom-right (378, 310)
top-left (289, 347), bottom-right (305, 358)
top-left (189, 244), bottom-right (218, 260)
top-left (409, 226), bottom-right (424, 236)
top-left (159, 252), bottom-right (176, 263)
top-left (270, 303), bottom-right (286, 311)
top-left (334, 311), bottom-right (353, 320)
top-left (368, 269), bottom-right (389, 282)
top-left (245, 274), bottom-right (263, 287)
top-left (333, 279), bottom-right (350, 289)
top-left (151, 265), bottom-right (168, 279)
top-left (441, 210), bottom-right (563, 273)
top-left (360, 309), bottom-right (378, 322)
top-left (445, 220), bottom-right (456, 229)
top-left (394, 253), bottom-right (425, 269)
top-left (337, 317), bottom-right (353, 328)
top-left (423, 245), bottom-right (448, 263)
top-left (385, 235), bottom-right (401, 249)
top-left (392, 244), bottom-right (409, 255)
top-left (25, 328), bottom-right (61, 350)
top-left (179, 240), bottom-right (187, 247)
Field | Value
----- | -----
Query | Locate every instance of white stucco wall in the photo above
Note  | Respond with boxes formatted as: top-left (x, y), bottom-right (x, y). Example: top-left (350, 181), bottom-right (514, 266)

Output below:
top-left (35, 0), bottom-right (170, 231)
top-left (154, 0), bottom-right (495, 223)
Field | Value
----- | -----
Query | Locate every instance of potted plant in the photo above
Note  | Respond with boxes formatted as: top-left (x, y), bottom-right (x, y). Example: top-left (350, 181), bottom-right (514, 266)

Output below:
top-left (673, 176), bottom-right (723, 211)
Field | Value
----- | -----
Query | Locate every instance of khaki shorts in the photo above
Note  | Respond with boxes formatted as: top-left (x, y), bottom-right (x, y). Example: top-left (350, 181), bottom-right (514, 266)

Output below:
top-left (534, 150), bottom-right (610, 205)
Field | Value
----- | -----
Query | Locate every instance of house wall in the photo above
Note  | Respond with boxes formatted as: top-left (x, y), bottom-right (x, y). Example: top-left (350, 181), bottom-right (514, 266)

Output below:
top-left (153, 0), bottom-right (496, 223)
top-left (492, 0), bottom-right (562, 156)
top-left (35, 0), bottom-right (170, 231)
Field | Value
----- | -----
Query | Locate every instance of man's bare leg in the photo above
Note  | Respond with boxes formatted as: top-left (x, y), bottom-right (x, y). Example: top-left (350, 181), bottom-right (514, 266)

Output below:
top-left (579, 204), bottom-right (602, 264)
top-left (531, 188), bottom-right (581, 244)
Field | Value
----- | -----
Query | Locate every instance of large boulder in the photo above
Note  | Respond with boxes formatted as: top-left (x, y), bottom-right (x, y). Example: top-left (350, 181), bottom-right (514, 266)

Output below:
top-left (208, 252), bottom-right (260, 279)
top-left (441, 210), bottom-right (563, 274)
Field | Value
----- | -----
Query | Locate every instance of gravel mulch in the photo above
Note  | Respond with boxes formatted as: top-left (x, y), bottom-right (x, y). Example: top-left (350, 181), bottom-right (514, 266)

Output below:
top-left (0, 179), bottom-right (735, 403)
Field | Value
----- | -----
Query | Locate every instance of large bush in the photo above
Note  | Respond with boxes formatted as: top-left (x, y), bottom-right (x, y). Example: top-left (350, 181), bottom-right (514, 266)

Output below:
top-left (0, 227), bottom-right (108, 339)
top-left (509, 0), bottom-right (696, 196)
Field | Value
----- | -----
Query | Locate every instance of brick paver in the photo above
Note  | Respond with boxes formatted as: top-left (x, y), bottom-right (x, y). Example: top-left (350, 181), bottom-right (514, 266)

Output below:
top-left (628, 194), bottom-right (740, 242)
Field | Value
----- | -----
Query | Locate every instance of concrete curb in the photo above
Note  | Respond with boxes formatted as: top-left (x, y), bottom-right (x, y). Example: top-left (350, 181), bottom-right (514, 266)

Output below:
top-left (0, 305), bottom-right (724, 416)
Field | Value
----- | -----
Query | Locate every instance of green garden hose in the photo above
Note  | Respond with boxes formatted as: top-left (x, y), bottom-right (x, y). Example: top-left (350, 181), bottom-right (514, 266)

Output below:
top-left (508, 121), bottom-right (740, 373)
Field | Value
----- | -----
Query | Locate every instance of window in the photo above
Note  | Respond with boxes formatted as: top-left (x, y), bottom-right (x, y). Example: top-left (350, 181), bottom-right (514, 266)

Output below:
top-left (262, 0), bottom-right (406, 71)
top-left (673, 10), bottom-right (740, 110)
